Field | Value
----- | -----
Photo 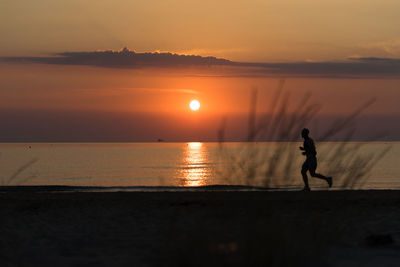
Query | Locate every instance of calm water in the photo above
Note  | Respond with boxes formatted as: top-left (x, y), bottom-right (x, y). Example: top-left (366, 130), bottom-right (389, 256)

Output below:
top-left (0, 142), bottom-right (398, 190)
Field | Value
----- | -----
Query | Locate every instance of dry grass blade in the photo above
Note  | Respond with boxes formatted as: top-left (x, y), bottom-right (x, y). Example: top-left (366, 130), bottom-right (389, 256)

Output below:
top-left (217, 79), bottom-right (390, 189)
top-left (2, 158), bottom-right (38, 186)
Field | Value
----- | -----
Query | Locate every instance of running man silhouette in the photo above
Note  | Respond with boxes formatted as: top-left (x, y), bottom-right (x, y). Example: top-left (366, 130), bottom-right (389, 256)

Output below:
top-left (299, 128), bottom-right (332, 191)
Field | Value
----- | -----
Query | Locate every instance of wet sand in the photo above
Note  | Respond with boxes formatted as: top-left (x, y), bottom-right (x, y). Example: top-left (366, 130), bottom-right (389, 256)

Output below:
top-left (0, 188), bottom-right (400, 266)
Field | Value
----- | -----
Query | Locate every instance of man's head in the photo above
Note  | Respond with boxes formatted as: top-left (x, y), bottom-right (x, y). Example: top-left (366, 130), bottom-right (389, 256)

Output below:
top-left (301, 128), bottom-right (310, 139)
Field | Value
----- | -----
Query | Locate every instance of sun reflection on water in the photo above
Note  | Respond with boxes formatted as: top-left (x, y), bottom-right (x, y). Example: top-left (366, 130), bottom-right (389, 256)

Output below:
top-left (181, 142), bottom-right (208, 186)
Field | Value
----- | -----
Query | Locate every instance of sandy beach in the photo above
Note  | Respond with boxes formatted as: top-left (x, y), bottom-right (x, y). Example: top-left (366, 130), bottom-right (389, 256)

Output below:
top-left (0, 188), bottom-right (400, 266)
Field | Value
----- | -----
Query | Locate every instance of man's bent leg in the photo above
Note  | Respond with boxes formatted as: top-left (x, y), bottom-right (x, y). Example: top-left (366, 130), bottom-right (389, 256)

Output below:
top-left (309, 170), bottom-right (328, 180)
top-left (310, 170), bottom-right (332, 187)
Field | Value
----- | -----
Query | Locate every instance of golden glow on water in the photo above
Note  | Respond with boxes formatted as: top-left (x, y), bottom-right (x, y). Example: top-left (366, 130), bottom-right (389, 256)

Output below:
top-left (181, 142), bottom-right (207, 186)
top-left (188, 142), bottom-right (202, 149)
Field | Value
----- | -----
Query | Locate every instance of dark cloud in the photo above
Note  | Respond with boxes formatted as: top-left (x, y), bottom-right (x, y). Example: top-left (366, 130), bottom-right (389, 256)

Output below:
top-left (236, 58), bottom-right (400, 78)
top-left (0, 47), bottom-right (232, 68)
top-left (348, 57), bottom-right (400, 63)
top-left (1, 47), bottom-right (400, 78)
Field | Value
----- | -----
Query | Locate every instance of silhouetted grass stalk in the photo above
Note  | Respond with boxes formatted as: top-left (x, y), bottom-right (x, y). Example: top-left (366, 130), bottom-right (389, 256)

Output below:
top-left (0, 158), bottom-right (38, 186)
top-left (218, 79), bottom-right (390, 189)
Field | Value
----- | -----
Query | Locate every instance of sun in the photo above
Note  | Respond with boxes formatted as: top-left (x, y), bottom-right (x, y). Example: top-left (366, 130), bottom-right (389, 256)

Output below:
top-left (189, 100), bottom-right (200, 111)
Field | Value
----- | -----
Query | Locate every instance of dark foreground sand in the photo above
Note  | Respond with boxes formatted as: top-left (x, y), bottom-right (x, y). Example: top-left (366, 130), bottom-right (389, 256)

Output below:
top-left (0, 188), bottom-right (400, 266)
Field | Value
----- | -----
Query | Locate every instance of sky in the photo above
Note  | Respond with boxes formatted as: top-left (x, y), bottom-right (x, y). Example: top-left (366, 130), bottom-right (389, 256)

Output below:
top-left (0, 0), bottom-right (400, 141)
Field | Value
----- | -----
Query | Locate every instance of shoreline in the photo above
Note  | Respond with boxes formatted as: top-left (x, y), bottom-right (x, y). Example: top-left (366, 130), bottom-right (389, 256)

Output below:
top-left (0, 184), bottom-right (269, 192)
top-left (1, 184), bottom-right (399, 192)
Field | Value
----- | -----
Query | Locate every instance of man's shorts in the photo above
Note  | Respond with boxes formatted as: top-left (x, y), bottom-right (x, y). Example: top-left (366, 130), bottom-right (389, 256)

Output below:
top-left (302, 157), bottom-right (317, 172)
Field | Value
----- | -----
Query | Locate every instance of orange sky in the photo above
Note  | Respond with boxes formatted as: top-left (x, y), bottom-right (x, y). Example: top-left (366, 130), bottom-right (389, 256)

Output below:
top-left (0, 62), bottom-right (399, 115)
top-left (2, 0), bottom-right (400, 61)
top-left (0, 0), bottom-right (400, 141)
top-left (0, 61), bottom-right (399, 141)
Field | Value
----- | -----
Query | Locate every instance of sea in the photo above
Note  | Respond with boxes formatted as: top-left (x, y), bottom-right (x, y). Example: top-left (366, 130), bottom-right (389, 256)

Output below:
top-left (0, 142), bottom-right (398, 190)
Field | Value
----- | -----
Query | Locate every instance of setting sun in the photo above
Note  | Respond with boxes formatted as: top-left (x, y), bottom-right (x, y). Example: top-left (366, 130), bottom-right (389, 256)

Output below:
top-left (189, 100), bottom-right (200, 111)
